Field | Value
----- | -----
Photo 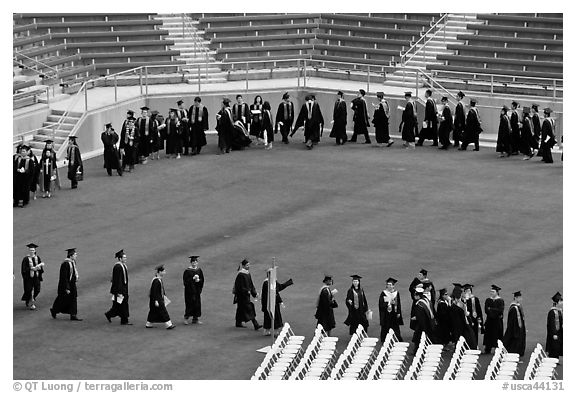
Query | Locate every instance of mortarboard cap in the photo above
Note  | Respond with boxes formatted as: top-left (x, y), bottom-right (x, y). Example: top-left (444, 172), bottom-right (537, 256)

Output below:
top-left (194, 96), bottom-right (202, 102)
top-left (126, 110), bottom-right (134, 116)
top-left (350, 274), bottom-right (362, 280)
top-left (404, 91), bottom-right (412, 97)
top-left (419, 269), bottom-right (428, 276)
top-left (44, 140), bottom-right (53, 144)
top-left (502, 105), bottom-right (509, 112)
top-left (439, 288), bottom-right (448, 296)
top-left (531, 104), bottom-right (539, 110)
top-left (463, 283), bottom-right (474, 290)
top-left (155, 264), bottom-right (165, 272)
top-left (523, 106), bottom-right (531, 114)
top-left (20, 144), bottom-right (30, 150)
top-left (68, 135), bottom-right (78, 140)
top-left (177, 100), bottom-right (184, 105)
top-left (511, 101), bottom-right (519, 107)
top-left (359, 89), bottom-right (366, 96)
top-left (513, 290), bottom-right (522, 297)
top-left (337, 90), bottom-right (344, 96)
top-left (105, 123), bottom-right (112, 128)
top-left (452, 287), bottom-right (463, 298)
top-left (240, 259), bottom-right (250, 266)
top-left (470, 98), bottom-right (478, 104)
top-left (491, 284), bottom-right (501, 291)
top-left (66, 247), bottom-right (76, 256)
top-left (376, 92), bottom-right (384, 98)
top-left (282, 92), bottom-right (290, 100)
top-left (441, 96), bottom-right (448, 102)
top-left (26, 243), bottom-right (38, 248)
top-left (310, 94), bottom-right (316, 99)
top-left (452, 283), bottom-right (463, 288)
top-left (140, 106), bottom-right (149, 111)
top-left (551, 292), bottom-right (562, 303)
top-left (457, 91), bottom-right (465, 98)
top-left (544, 107), bottom-right (552, 115)
top-left (169, 108), bottom-right (178, 113)
top-left (189, 256), bottom-right (199, 261)
top-left (323, 275), bottom-right (333, 282)
top-left (386, 277), bottom-right (398, 284)
top-left (150, 110), bottom-right (159, 116)
top-left (115, 249), bottom-right (124, 259)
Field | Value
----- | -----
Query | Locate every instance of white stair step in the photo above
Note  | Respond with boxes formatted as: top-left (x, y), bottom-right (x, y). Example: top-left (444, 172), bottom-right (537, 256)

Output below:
top-left (38, 128), bottom-right (69, 137)
top-left (46, 115), bottom-right (79, 124)
top-left (34, 134), bottom-right (67, 143)
top-left (42, 122), bottom-right (75, 131)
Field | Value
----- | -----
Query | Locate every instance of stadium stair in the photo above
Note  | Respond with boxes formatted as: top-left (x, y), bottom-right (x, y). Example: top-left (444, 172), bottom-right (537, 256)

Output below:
top-left (26, 109), bottom-right (83, 158)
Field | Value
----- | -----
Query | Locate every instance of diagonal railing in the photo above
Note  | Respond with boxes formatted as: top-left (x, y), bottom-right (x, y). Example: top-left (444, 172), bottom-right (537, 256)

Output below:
top-left (13, 50), bottom-right (59, 78)
top-left (400, 13), bottom-right (449, 66)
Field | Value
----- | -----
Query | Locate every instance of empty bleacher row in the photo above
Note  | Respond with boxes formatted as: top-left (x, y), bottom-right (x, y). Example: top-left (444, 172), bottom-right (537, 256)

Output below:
top-left (13, 13), bottom-right (183, 89)
top-left (252, 324), bottom-right (560, 380)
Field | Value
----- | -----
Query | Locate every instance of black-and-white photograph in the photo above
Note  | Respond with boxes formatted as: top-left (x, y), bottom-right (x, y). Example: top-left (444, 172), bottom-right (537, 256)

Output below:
top-left (10, 2), bottom-right (566, 389)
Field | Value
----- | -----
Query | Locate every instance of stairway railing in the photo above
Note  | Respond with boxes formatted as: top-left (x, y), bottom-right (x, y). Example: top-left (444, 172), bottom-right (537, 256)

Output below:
top-left (13, 50), bottom-right (60, 79)
top-left (181, 13), bottom-right (211, 85)
top-left (400, 13), bottom-right (449, 66)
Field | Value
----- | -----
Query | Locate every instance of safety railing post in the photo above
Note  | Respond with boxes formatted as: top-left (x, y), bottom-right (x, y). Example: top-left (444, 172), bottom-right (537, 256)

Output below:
top-left (145, 67), bottom-right (148, 97)
top-left (84, 85), bottom-right (88, 111)
top-left (490, 75), bottom-right (494, 95)
top-left (198, 65), bottom-right (201, 93)
top-left (297, 59), bottom-right (301, 88)
top-left (303, 59), bottom-right (307, 87)
top-left (367, 66), bottom-right (370, 93)
top-left (114, 75), bottom-right (118, 102)
top-left (245, 62), bottom-right (249, 92)
top-left (416, 71), bottom-right (419, 98)
top-left (553, 79), bottom-right (557, 99)
top-left (139, 68), bottom-right (143, 96)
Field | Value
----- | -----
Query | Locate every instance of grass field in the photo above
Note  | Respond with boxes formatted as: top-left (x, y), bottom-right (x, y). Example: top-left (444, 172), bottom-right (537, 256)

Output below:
top-left (13, 134), bottom-right (563, 380)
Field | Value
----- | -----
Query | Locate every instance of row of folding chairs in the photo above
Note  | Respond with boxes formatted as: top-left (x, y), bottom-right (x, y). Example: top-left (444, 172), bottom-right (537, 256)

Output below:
top-left (290, 324), bottom-right (339, 380)
top-left (366, 329), bottom-right (410, 380)
top-left (329, 325), bottom-right (379, 380)
top-left (484, 340), bottom-right (520, 380)
top-left (524, 343), bottom-right (559, 380)
top-left (251, 323), bottom-right (305, 380)
top-left (443, 336), bottom-right (482, 380)
top-left (405, 332), bottom-right (445, 380)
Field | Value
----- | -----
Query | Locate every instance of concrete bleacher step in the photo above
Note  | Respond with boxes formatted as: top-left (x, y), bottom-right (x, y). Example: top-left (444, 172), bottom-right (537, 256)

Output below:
top-left (46, 115), bottom-right (80, 124)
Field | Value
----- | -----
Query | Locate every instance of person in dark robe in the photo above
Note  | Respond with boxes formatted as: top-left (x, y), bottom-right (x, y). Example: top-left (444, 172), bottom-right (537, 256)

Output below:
top-left (216, 98), bottom-right (234, 154)
top-left (519, 107), bottom-right (537, 160)
top-left (510, 101), bottom-right (521, 155)
top-left (459, 98), bottom-right (482, 151)
top-left (153, 111), bottom-right (166, 156)
top-left (148, 111), bottom-right (161, 160)
top-left (232, 94), bottom-right (251, 132)
top-left (164, 108), bottom-right (182, 159)
top-left (463, 284), bottom-right (484, 346)
top-left (261, 275), bottom-right (294, 336)
top-left (435, 288), bottom-right (452, 345)
top-left (146, 264), bottom-right (175, 329)
top-left (174, 99), bottom-right (190, 156)
top-left (378, 277), bottom-right (403, 341)
top-left (344, 274), bottom-right (369, 335)
top-left (101, 123), bottom-right (122, 177)
top-left (105, 249), bottom-right (131, 325)
top-left (315, 275), bottom-right (338, 335)
top-left (496, 106), bottom-right (512, 157)
top-left (188, 97), bottom-right (209, 155)
top-left (249, 95), bottom-right (264, 143)
top-left (483, 284), bottom-right (505, 354)
top-left (546, 292), bottom-right (563, 359)
top-left (120, 118), bottom-right (138, 171)
top-left (183, 256), bottom-right (204, 325)
top-left (438, 96), bottom-right (453, 150)
top-left (540, 108), bottom-right (556, 164)
top-left (329, 91), bottom-right (348, 145)
top-left (65, 136), bottom-right (82, 189)
top-left (417, 89), bottom-right (438, 146)
top-left (532, 104), bottom-right (542, 147)
top-left (28, 148), bottom-right (40, 201)
top-left (233, 259), bottom-right (262, 330)
top-left (39, 143), bottom-right (58, 197)
top-left (292, 94), bottom-right (325, 150)
top-left (449, 285), bottom-right (477, 349)
top-left (399, 91), bottom-right (416, 149)
top-left (349, 89), bottom-right (371, 144)
top-left (409, 269), bottom-right (436, 307)
top-left (230, 120), bottom-right (252, 150)
top-left (50, 248), bottom-right (82, 321)
top-left (372, 91), bottom-right (394, 147)
top-left (261, 101), bottom-right (274, 150)
top-left (136, 106), bottom-right (154, 163)
top-left (275, 92), bottom-right (294, 144)
top-left (503, 290), bottom-right (526, 356)
top-left (21, 243), bottom-right (44, 310)
top-left (120, 109), bottom-right (137, 141)
top-left (13, 145), bottom-right (34, 207)
top-left (453, 91), bottom-right (466, 148)
top-left (411, 288), bottom-right (436, 351)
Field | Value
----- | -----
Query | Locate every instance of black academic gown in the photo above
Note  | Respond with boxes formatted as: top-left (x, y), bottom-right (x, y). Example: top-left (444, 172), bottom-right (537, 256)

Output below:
top-left (483, 297), bottom-right (504, 350)
top-left (450, 300), bottom-right (477, 349)
top-left (315, 286), bottom-right (338, 332)
top-left (496, 114), bottom-right (512, 154)
top-left (350, 97), bottom-right (370, 141)
top-left (435, 299), bottom-right (452, 344)
top-left (101, 131), bottom-right (121, 172)
top-left (261, 278), bottom-right (293, 330)
top-left (419, 97), bottom-right (438, 142)
top-left (216, 108), bottom-right (234, 152)
top-left (183, 267), bottom-right (204, 319)
top-left (540, 118), bottom-right (556, 163)
top-left (519, 116), bottom-right (538, 156)
top-left (52, 259), bottom-right (78, 316)
top-left (438, 106), bottom-right (453, 148)
top-left (344, 286), bottom-right (369, 335)
top-left (13, 155), bottom-right (33, 205)
top-left (503, 303), bottom-right (526, 356)
top-left (453, 102), bottom-right (466, 144)
top-left (461, 107), bottom-right (482, 149)
top-left (329, 99), bottom-right (348, 143)
top-left (373, 100), bottom-right (391, 144)
top-left (294, 101), bottom-right (324, 144)
top-left (400, 101), bottom-right (416, 143)
top-left (412, 298), bottom-right (435, 345)
top-left (188, 105), bottom-right (209, 151)
top-left (147, 277), bottom-right (170, 323)
top-left (29, 153), bottom-right (40, 194)
top-left (106, 262), bottom-right (129, 323)
top-left (546, 307), bottom-right (563, 358)
top-left (249, 104), bottom-right (264, 137)
top-left (262, 109), bottom-right (274, 143)
top-left (466, 295), bottom-right (484, 345)
top-left (119, 124), bottom-right (138, 167)
top-left (510, 110), bottom-right (521, 154)
top-left (21, 255), bottom-right (43, 304)
top-left (136, 117), bottom-right (155, 158)
top-left (164, 118), bottom-right (182, 155)
top-left (233, 269), bottom-right (257, 323)
top-left (532, 114), bottom-right (541, 143)
top-left (378, 290), bottom-right (403, 341)
top-left (275, 101), bottom-right (295, 142)
top-left (232, 103), bottom-right (251, 131)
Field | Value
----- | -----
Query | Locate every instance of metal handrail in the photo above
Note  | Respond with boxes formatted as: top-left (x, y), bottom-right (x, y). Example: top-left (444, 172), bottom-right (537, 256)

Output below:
top-left (400, 13), bottom-right (449, 65)
top-left (13, 50), bottom-right (59, 75)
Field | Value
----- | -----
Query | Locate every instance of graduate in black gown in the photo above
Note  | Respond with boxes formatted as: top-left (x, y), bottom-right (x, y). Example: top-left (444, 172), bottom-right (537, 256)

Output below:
top-left (292, 94), bottom-right (324, 150)
top-left (13, 145), bottom-right (33, 207)
top-left (315, 275), bottom-right (338, 335)
top-left (120, 118), bottom-right (138, 171)
top-left (183, 256), bottom-right (204, 325)
top-left (503, 291), bottom-right (526, 356)
top-left (249, 95), bottom-right (264, 142)
top-left (149, 111), bottom-right (162, 160)
top-left (372, 92), bottom-right (394, 147)
top-left (233, 259), bottom-right (262, 330)
top-left (409, 269), bottom-right (436, 309)
top-left (546, 292), bottom-right (563, 359)
top-left (411, 288), bottom-right (436, 350)
top-left (188, 97), bottom-right (209, 155)
top-left (344, 274), bottom-right (369, 335)
top-left (378, 277), bottom-right (403, 341)
top-left (101, 123), bottom-right (122, 177)
top-left (483, 284), bottom-right (505, 354)
top-left (435, 288), bottom-right (452, 345)
top-left (453, 91), bottom-right (466, 148)
top-left (165, 108), bottom-right (183, 159)
top-left (146, 265), bottom-right (175, 329)
top-left (519, 107), bottom-right (537, 160)
top-left (463, 284), bottom-right (484, 347)
top-left (417, 89), bottom-right (438, 146)
top-left (50, 248), bottom-right (82, 321)
top-left (39, 140), bottom-right (61, 197)
top-left (540, 108), bottom-right (556, 164)
top-left (136, 106), bottom-right (154, 164)
top-left (459, 98), bottom-right (482, 151)
top-left (437, 96), bottom-right (453, 150)
top-left (329, 91), bottom-right (348, 145)
top-left (510, 101), bottom-right (521, 155)
top-left (261, 101), bottom-right (274, 150)
top-left (261, 275), bottom-right (293, 336)
top-left (349, 89), bottom-right (371, 144)
top-left (216, 98), bottom-right (234, 154)
top-left (28, 148), bottom-right (40, 201)
top-left (399, 92), bottom-right (416, 149)
top-left (175, 100), bottom-right (190, 156)
top-left (450, 285), bottom-right (476, 349)
top-left (21, 243), bottom-right (44, 310)
top-left (232, 94), bottom-right (251, 132)
top-left (532, 104), bottom-right (542, 145)
top-left (105, 250), bottom-right (131, 325)
top-left (496, 106), bottom-right (512, 157)
top-left (275, 92), bottom-right (295, 144)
